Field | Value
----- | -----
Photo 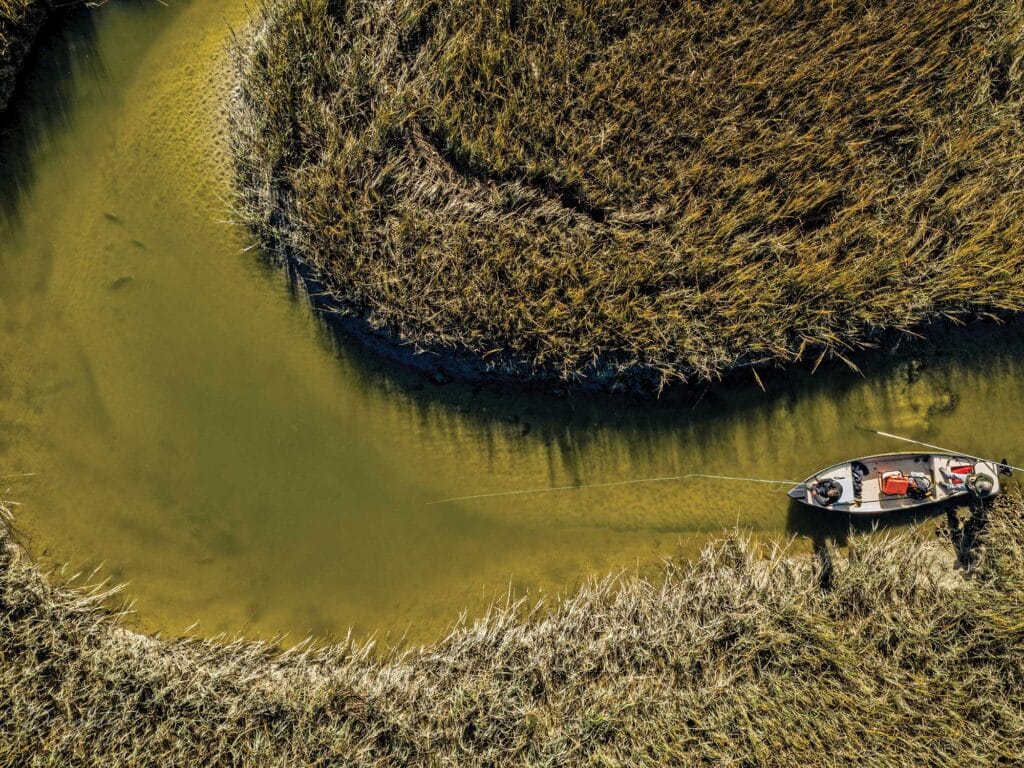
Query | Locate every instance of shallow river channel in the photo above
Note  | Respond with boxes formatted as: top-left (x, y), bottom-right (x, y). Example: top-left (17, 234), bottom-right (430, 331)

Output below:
top-left (1, 0), bottom-right (1022, 643)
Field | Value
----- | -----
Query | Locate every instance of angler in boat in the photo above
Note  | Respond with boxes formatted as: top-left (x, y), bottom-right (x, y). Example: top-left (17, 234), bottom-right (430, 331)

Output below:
top-left (429, 429), bottom-right (1016, 514)
top-left (788, 452), bottom-right (1007, 514)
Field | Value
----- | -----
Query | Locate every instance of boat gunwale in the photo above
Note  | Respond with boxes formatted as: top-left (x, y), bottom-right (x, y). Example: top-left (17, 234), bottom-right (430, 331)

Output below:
top-left (790, 451), bottom-right (1000, 515)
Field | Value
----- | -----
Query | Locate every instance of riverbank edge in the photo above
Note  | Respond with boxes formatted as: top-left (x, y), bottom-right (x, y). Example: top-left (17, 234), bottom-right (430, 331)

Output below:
top-left (279, 249), bottom-right (1024, 401)
top-left (0, 0), bottom-right (53, 112)
top-left (226, 6), bottom-right (1024, 399)
top-left (2, 495), bottom-right (1023, 765)
top-left (237, 174), bottom-right (1024, 400)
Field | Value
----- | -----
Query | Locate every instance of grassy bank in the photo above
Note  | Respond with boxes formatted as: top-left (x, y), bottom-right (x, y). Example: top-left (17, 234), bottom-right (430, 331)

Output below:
top-left (231, 0), bottom-right (1024, 391)
top-left (0, 0), bottom-right (52, 111)
top-left (2, 496), bottom-right (1023, 766)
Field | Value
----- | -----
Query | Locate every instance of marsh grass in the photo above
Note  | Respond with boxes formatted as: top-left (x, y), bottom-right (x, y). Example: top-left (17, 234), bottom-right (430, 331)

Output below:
top-left (231, 0), bottom-right (1024, 391)
top-left (0, 0), bottom-right (49, 109)
top-left (3, 494), bottom-right (1023, 766)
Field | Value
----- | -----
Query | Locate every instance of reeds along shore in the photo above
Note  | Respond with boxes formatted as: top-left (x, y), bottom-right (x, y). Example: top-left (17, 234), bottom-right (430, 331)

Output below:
top-left (231, 0), bottom-right (1024, 392)
top-left (2, 495), bottom-right (1023, 766)
top-left (0, 0), bottom-right (50, 111)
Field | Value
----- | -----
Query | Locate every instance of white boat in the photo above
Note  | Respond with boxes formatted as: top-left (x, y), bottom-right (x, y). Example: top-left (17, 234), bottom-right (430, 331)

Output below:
top-left (788, 452), bottom-right (1002, 515)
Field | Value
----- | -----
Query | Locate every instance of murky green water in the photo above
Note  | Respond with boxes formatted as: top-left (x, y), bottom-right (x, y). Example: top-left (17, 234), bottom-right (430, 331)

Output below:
top-left (1, 0), bottom-right (1022, 644)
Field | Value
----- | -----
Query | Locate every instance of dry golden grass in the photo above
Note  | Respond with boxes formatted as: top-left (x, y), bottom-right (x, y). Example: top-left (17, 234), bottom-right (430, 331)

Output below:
top-left (0, 0), bottom-right (33, 30)
top-left (2, 494), bottom-right (1023, 766)
top-left (232, 0), bottom-right (1024, 390)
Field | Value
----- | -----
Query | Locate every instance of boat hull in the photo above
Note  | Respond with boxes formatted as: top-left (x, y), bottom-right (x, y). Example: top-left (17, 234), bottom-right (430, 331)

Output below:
top-left (788, 452), bottom-right (1001, 515)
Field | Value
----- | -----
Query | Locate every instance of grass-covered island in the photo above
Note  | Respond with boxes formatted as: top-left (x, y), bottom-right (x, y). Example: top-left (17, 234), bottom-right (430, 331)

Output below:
top-left (0, 0), bottom-right (51, 110)
top-left (232, 0), bottom-right (1024, 391)
top-left (2, 497), bottom-right (1023, 765)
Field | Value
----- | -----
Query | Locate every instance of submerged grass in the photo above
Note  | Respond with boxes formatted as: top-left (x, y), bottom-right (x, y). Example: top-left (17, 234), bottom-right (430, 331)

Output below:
top-left (231, 0), bottom-right (1024, 391)
top-left (2, 494), bottom-right (1023, 766)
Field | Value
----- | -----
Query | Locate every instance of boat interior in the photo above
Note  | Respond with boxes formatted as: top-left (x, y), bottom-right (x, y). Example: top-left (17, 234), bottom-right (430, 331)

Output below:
top-left (804, 453), bottom-right (995, 513)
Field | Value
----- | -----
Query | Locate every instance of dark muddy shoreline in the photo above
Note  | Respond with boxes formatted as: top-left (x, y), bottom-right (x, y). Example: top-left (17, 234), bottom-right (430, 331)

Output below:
top-left (269, 238), bottom-right (1024, 403)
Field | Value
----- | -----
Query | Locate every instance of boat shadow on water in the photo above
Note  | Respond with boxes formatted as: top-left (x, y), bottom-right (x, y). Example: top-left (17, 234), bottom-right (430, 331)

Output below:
top-left (785, 498), bottom-right (950, 546)
top-left (785, 495), bottom-right (996, 578)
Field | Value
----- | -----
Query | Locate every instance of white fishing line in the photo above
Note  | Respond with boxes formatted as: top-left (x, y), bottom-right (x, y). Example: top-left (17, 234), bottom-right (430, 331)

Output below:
top-left (427, 473), bottom-right (800, 505)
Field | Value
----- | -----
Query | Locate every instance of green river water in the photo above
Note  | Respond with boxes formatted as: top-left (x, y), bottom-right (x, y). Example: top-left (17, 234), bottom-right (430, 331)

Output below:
top-left (1, 0), bottom-right (1022, 644)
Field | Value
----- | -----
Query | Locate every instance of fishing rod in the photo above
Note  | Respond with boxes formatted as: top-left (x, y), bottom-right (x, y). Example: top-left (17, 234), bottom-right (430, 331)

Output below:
top-left (858, 428), bottom-right (1023, 474)
top-left (427, 472), bottom-right (800, 506)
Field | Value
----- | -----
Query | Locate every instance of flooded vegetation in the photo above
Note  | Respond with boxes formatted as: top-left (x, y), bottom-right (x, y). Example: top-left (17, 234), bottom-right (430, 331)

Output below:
top-left (2, 0), bottom-right (1024, 646)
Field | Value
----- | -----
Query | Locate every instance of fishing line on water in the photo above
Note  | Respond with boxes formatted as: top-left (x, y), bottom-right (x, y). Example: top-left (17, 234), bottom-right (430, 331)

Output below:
top-left (426, 473), bottom-right (801, 505)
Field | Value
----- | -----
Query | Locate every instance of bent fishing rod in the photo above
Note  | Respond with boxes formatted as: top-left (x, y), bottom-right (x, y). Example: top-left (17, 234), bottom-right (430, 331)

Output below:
top-left (858, 427), bottom-right (1023, 473)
